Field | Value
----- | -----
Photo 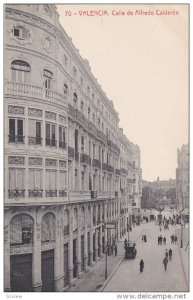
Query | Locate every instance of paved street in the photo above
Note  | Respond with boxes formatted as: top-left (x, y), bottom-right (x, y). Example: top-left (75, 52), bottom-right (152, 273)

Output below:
top-left (103, 217), bottom-right (188, 292)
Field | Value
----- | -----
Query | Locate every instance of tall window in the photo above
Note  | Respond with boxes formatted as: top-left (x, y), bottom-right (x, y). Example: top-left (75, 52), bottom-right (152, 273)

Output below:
top-left (44, 69), bottom-right (53, 93)
top-left (75, 129), bottom-right (79, 153)
top-left (9, 118), bottom-right (24, 143)
top-left (10, 214), bottom-right (33, 245)
top-left (9, 168), bottom-right (25, 198)
top-left (45, 170), bottom-right (57, 197)
top-left (41, 213), bottom-right (56, 242)
top-left (46, 123), bottom-right (56, 146)
top-left (11, 60), bottom-right (30, 83)
top-left (59, 126), bottom-right (66, 149)
top-left (28, 120), bottom-right (41, 145)
top-left (29, 169), bottom-right (42, 197)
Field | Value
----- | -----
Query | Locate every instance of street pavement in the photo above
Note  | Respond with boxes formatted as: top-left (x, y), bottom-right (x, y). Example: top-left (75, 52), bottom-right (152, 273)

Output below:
top-left (103, 218), bottom-right (188, 292)
top-left (66, 224), bottom-right (144, 292)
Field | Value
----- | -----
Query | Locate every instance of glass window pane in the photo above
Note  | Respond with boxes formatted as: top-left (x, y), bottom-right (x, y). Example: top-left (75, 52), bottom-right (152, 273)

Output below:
top-left (46, 123), bottom-right (50, 139)
top-left (36, 122), bottom-right (41, 138)
top-left (9, 119), bottom-right (15, 138)
top-left (17, 119), bottom-right (23, 136)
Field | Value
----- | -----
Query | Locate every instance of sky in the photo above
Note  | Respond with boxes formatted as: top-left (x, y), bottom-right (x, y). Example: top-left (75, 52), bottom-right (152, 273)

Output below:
top-left (57, 4), bottom-right (189, 182)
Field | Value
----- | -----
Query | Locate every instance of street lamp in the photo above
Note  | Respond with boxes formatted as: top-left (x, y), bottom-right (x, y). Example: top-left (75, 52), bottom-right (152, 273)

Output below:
top-left (180, 213), bottom-right (183, 248)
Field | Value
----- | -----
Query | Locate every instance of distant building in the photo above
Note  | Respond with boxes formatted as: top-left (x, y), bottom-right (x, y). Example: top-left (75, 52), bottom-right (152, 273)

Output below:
top-left (176, 144), bottom-right (189, 209)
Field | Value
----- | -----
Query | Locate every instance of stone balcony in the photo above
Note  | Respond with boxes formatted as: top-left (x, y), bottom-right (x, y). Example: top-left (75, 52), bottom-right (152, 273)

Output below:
top-left (6, 81), bottom-right (67, 107)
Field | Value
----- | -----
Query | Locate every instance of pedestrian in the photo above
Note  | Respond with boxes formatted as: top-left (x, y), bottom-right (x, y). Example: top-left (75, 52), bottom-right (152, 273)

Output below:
top-left (142, 235), bottom-right (144, 242)
top-left (163, 237), bottom-right (166, 245)
top-left (169, 248), bottom-right (172, 260)
top-left (174, 235), bottom-right (177, 244)
top-left (144, 235), bottom-right (147, 243)
top-left (124, 238), bottom-right (127, 249)
top-left (158, 236), bottom-right (160, 245)
top-left (165, 249), bottom-right (168, 258)
top-left (160, 235), bottom-right (163, 245)
top-left (139, 259), bottom-right (144, 272)
top-left (114, 244), bottom-right (117, 256)
top-left (171, 235), bottom-right (174, 244)
top-left (163, 256), bottom-right (168, 271)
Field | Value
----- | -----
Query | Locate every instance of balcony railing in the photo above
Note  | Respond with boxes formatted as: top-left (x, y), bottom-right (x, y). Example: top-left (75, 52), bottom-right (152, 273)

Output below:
top-left (45, 139), bottom-right (57, 147)
top-left (59, 141), bottom-right (67, 149)
top-left (120, 168), bottom-right (128, 175)
top-left (115, 168), bottom-right (120, 175)
top-left (102, 163), bottom-right (108, 171)
top-left (28, 137), bottom-right (42, 145)
top-left (80, 153), bottom-right (90, 164)
top-left (6, 81), bottom-right (65, 103)
top-left (28, 189), bottom-right (43, 197)
top-left (107, 165), bottom-right (114, 173)
top-left (91, 190), bottom-right (97, 199)
top-left (92, 159), bottom-right (101, 169)
top-left (45, 190), bottom-right (57, 197)
top-left (8, 135), bottom-right (24, 143)
top-left (8, 189), bottom-right (25, 198)
top-left (59, 190), bottom-right (67, 197)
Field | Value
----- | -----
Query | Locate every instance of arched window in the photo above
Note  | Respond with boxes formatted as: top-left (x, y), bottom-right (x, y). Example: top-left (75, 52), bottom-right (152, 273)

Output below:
top-left (10, 214), bottom-right (33, 245)
top-left (41, 212), bottom-right (56, 242)
top-left (11, 60), bottom-right (31, 82)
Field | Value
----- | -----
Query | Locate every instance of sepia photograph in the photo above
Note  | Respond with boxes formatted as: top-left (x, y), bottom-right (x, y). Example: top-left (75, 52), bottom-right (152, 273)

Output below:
top-left (3, 2), bottom-right (189, 295)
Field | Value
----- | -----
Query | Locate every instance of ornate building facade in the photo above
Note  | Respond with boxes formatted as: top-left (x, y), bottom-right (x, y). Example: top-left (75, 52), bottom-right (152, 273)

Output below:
top-left (176, 144), bottom-right (189, 209)
top-left (4, 4), bottom-right (142, 292)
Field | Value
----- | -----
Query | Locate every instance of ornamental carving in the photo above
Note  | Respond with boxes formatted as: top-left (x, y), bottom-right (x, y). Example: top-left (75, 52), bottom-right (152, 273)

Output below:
top-left (29, 157), bottom-right (42, 165)
top-left (10, 245), bottom-right (33, 255)
top-left (8, 156), bottom-right (25, 165)
top-left (45, 159), bottom-right (57, 167)
top-left (59, 115), bottom-right (66, 125)
top-left (8, 105), bottom-right (24, 115)
top-left (41, 241), bottom-right (55, 251)
top-left (59, 160), bottom-right (66, 168)
top-left (28, 108), bottom-right (42, 117)
top-left (36, 223), bottom-right (41, 239)
top-left (45, 111), bottom-right (56, 120)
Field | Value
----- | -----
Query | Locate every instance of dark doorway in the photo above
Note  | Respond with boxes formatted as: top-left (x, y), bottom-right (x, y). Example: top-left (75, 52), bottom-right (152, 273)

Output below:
top-left (81, 235), bottom-right (84, 272)
top-left (10, 254), bottom-right (32, 292)
top-left (41, 250), bottom-right (54, 292)
top-left (64, 243), bottom-right (68, 287)
top-left (73, 239), bottom-right (77, 278)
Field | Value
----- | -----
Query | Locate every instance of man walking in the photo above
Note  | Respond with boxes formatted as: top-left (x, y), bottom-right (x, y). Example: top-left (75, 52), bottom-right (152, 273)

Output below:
top-left (169, 248), bottom-right (172, 260)
top-left (163, 256), bottom-right (168, 271)
top-left (139, 259), bottom-right (144, 272)
top-left (114, 244), bottom-right (117, 256)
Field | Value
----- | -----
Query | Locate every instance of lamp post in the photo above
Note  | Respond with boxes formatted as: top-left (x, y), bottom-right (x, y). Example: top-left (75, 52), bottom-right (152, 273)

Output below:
top-left (105, 243), bottom-right (108, 279)
top-left (180, 213), bottom-right (183, 248)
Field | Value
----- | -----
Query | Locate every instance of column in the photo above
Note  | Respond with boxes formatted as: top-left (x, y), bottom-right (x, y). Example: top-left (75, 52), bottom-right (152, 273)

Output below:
top-left (84, 206), bottom-right (88, 271)
top-left (54, 213), bottom-right (64, 291)
top-left (99, 225), bottom-right (103, 257)
top-left (4, 218), bottom-right (11, 292)
top-left (89, 205), bottom-right (94, 266)
top-left (76, 206), bottom-right (81, 277)
top-left (68, 207), bottom-right (73, 285)
top-left (99, 204), bottom-right (103, 257)
top-left (94, 228), bottom-right (98, 261)
top-left (32, 221), bottom-right (42, 292)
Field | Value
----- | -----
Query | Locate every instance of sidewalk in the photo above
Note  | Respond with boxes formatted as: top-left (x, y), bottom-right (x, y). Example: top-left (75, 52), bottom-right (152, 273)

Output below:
top-left (66, 224), bottom-right (145, 292)
top-left (175, 225), bottom-right (189, 290)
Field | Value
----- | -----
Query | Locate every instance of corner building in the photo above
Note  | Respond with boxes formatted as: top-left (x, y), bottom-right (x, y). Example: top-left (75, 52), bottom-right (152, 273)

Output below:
top-left (4, 4), bottom-right (142, 292)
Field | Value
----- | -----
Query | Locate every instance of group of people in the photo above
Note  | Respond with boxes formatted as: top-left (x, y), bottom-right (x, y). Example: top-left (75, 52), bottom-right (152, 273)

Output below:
top-left (163, 248), bottom-right (173, 271)
top-left (170, 234), bottom-right (178, 244)
top-left (142, 234), bottom-right (147, 243)
top-left (157, 235), bottom-right (167, 245)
